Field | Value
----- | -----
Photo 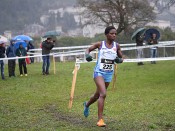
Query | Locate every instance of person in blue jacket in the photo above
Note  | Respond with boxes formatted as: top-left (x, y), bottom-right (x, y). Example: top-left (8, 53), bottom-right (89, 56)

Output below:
top-left (6, 40), bottom-right (16, 77)
top-left (148, 33), bottom-right (158, 64)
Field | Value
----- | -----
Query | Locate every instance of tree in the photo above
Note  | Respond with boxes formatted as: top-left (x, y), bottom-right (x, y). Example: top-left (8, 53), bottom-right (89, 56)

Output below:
top-left (77, 0), bottom-right (156, 34)
top-left (150, 0), bottom-right (175, 13)
top-left (61, 12), bottom-right (78, 33)
top-left (0, 0), bottom-right (77, 34)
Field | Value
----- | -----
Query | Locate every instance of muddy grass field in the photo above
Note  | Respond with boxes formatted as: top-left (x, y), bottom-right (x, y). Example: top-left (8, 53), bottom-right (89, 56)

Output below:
top-left (0, 61), bottom-right (175, 130)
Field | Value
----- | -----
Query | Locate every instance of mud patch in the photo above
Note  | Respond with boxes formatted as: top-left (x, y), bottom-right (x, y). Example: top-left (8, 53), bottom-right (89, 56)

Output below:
top-left (44, 104), bottom-right (118, 130)
top-left (44, 104), bottom-right (95, 128)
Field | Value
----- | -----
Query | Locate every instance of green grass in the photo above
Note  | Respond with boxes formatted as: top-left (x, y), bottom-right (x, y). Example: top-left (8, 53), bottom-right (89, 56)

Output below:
top-left (0, 61), bottom-right (175, 130)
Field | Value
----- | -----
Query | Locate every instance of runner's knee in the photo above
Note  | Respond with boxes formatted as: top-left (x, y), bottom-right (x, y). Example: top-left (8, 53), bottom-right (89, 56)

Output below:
top-left (99, 93), bottom-right (106, 99)
top-left (93, 93), bottom-right (99, 100)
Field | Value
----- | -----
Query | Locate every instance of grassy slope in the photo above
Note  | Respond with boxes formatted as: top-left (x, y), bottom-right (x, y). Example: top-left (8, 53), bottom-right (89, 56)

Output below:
top-left (0, 61), bottom-right (175, 130)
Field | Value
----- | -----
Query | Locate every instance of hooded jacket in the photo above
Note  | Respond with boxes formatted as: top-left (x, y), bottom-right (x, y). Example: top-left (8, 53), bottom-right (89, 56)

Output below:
top-left (6, 41), bottom-right (16, 58)
top-left (16, 46), bottom-right (27, 62)
top-left (42, 40), bottom-right (54, 55)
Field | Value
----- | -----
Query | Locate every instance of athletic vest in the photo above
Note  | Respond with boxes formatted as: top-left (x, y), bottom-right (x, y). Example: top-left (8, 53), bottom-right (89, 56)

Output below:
top-left (94, 41), bottom-right (118, 72)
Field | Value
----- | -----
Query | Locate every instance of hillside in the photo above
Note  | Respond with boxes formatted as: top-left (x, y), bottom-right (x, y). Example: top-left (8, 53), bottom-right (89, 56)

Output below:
top-left (0, 0), bottom-right (76, 34)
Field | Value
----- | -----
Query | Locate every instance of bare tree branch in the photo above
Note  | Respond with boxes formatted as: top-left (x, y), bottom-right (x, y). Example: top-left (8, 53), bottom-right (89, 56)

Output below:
top-left (151, 0), bottom-right (175, 13)
top-left (77, 0), bottom-right (156, 34)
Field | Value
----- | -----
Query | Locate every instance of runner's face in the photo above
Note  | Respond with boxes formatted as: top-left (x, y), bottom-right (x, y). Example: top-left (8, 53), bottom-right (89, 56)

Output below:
top-left (107, 29), bottom-right (117, 41)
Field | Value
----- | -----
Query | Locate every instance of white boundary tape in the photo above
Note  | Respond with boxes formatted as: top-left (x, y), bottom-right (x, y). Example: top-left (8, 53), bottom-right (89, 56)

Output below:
top-left (0, 54), bottom-right (52, 61)
top-left (124, 57), bottom-right (175, 62)
top-left (2, 52), bottom-right (174, 63)
top-left (122, 41), bottom-right (175, 51)
top-left (29, 45), bottom-right (90, 51)
top-left (54, 52), bottom-right (85, 57)
top-left (76, 56), bottom-right (175, 64)
top-left (54, 50), bottom-right (97, 57)
top-left (29, 43), bottom-right (136, 52)
top-left (28, 41), bottom-right (175, 52)
top-left (1, 41), bottom-right (175, 62)
top-left (158, 45), bottom-right (175, 47)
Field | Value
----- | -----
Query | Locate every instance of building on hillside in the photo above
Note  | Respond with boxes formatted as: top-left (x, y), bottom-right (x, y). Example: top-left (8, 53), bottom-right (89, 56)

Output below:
top-left (40, 15), bottom-right (50, 26)
top-left (4, 31), bottom-right (12, 39)
top-left (171, 26), bottom-right (175, 32)
top-left (67, 28), bottom-right (82, 37)
top-left (45, 7), bottom-right (106, 37)
top-left (146, 20), bottom-right (171, 28)
top-left (24, 23), bottom-right (44, 37)
top-left (55, 26), bottom-right (62, 33)
top-left (82, 25), bottom-right (105, 38)
top-left (40, 3), bottom-right (175, 37)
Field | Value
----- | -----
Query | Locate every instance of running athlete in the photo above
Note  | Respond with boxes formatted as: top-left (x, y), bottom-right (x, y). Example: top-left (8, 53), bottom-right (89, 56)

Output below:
top-left (83, 26), bottom-right (123, 127)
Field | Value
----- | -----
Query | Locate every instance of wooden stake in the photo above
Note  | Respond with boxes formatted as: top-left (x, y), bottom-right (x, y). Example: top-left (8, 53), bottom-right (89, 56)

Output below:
top-left (112, 64), bottom-right (118, 89)
top-left (53, 55), bottom-right (56, 74)
top-left (68, 65), bottom-right (78, 109)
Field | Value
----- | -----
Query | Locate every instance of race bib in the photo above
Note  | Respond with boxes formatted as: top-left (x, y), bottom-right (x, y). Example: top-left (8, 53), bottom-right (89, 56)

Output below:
top-left (100, 59), bottom-right (114, 71)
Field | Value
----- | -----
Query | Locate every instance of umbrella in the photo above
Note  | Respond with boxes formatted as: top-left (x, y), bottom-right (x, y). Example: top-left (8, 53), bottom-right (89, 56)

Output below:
top-left (13, 35), bottom-right (33, 41)
top-left (0, 35), bottom-right (9, 43)
top-left (131, 28), bottom-right (146, 40)
top-left (42, 31), bottom-right (61, 38)
top-left (14, 40), bottom-right (27, 49)
top-left (144, 28), bottom-right (160, 41)
top-left (0, 41), bottom-right (5, 45)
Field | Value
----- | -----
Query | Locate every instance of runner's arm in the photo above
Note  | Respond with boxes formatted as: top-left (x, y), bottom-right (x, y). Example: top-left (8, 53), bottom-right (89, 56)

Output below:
top-left (117, 44), bottom-right (123, 58)
top-left (85, 42), bottom-right (101, 54)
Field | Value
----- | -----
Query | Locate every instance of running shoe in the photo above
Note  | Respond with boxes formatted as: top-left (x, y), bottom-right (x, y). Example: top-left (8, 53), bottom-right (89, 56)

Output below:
top-left (83, 102), bottom-right (89, 117)
top-left (97, 119), bottom-right (106, 127)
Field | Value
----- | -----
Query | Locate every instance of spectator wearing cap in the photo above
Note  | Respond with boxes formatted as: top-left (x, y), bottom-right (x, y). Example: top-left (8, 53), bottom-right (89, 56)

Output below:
top-left (6, 40), bottom-right (16, 77)
top-left (0, 41), bottom-right (5, 80)
top-left (41, 37), bottom-right (55, 75)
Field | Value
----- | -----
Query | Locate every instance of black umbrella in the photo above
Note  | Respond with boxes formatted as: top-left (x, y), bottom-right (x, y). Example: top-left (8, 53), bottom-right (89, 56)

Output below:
top-left (42, 31), bottom-right (61, 38)
top-left (144, 28), bottom-right (160, 41)
top-left (131, 28), bottom-right (146, 40)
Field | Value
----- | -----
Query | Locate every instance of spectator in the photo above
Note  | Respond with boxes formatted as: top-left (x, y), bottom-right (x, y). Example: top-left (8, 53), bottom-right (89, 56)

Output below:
top-left (41, 37), bottom-right (55, 75)
top-left (148, 33), bottom-right (158, 64)
top-left (0, 41), bottom-right (5, 80)
top-left (16, 43), bottom-right (28, 76)
top-left (27, 41), bottom-right (35, 63)
top-left (6, 40), bottom-right (16, 77)
top-left (136, 33), bottom-right (145, 65)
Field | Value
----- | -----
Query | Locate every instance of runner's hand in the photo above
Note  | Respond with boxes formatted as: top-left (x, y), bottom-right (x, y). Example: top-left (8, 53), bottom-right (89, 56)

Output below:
top-left (115, 57), bottom-right (123, 63)
top-left (85, 54), bottom-right (93, 62)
